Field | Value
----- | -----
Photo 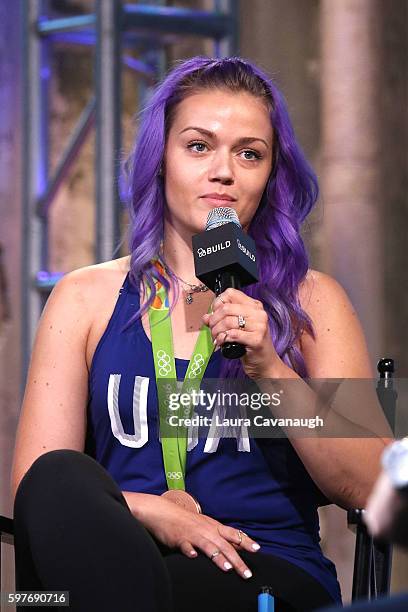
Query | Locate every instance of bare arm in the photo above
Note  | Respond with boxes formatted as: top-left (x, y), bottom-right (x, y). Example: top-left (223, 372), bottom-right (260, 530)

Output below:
top-left (10, 268), bottom-right (94, 503)
top-left (270, 272), bottom-right (391, 508)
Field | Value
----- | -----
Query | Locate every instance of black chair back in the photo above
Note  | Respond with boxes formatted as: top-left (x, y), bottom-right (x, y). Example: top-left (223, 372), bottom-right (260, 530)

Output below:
top-left (347, 357), bottom-right (396, 601)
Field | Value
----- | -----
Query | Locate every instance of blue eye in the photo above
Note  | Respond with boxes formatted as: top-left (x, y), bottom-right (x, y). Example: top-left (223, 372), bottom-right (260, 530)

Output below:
top-left (187, 141), bottom-right (207, 153)
top-left (241, 150), bottom-right (262, 160)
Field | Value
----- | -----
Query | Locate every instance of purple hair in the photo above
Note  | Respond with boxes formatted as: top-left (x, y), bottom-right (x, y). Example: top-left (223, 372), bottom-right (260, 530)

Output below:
top-left (125, 56), bottom-right (317, 378)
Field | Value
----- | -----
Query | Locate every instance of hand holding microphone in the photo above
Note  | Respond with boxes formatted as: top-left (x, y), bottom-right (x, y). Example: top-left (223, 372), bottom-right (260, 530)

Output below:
top-left (203, 286), bottom-right (280, 379)
top-left (193, 207), bottom-right (280, 378)
top-left (192, 206), bottom-right (257, 359)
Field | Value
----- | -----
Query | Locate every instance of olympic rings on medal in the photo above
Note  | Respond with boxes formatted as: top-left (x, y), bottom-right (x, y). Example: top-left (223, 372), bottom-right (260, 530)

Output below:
top-left (157, 349), bottom-right (172, 376)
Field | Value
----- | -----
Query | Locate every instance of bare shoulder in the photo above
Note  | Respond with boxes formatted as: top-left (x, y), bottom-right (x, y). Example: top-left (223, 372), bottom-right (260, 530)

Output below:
top-left (298, 268), bottom-right (349, 315)
top-left (55, 256), bottom-right (130, 299)
top-left (10, 256), bottom-right (130, 500)
top-left (65, 255), bottom-right (130, 372)
top-left (297, 269), bottom-right (373, 377)
top-left (50, 256), bottom-right (131, 369)
top-left (62, 255), bottom-right (130, 281)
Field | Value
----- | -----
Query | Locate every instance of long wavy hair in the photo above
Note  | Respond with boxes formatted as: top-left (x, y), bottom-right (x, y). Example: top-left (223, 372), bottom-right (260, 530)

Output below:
top-left (125, 56), bottom-right (317, 378)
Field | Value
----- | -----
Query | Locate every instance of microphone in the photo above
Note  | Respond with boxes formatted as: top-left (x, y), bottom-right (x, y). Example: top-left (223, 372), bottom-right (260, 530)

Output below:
top-left (192, 207), bottom-right (259, 360)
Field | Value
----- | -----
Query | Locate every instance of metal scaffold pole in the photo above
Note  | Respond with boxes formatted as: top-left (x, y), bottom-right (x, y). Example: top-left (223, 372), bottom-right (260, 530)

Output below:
top-left (95, 1), bottom-right (122, 263)
top-left (21, 0), bottom-right (50, 381)
top-left (21, 0), bottom-right (239, 388)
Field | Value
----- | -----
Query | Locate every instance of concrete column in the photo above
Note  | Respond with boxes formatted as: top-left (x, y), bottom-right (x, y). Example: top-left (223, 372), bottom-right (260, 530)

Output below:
top-left (320, 0), bottom-right (383, 366)
top-left (319, 0), bottom-right (384, 600)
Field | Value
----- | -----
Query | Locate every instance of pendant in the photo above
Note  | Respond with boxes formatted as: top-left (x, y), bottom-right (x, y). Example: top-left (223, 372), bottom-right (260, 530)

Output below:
top-left (161, 489), bottom-right (202, 513)
top-left (186, 293), bottom-right (193, 305)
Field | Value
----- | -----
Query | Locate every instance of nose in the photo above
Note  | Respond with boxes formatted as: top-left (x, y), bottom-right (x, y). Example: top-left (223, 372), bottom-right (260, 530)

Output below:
top-left (207, 148), bottom-right (234, 185)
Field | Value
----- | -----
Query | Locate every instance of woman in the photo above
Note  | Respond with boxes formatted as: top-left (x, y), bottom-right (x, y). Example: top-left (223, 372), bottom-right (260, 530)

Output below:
top-left (11, 56), bottom-right (391, 611)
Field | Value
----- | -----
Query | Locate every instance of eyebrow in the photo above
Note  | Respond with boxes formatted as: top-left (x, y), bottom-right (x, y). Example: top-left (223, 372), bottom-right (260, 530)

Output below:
top-left (179, 126), bottom-right (270, 148)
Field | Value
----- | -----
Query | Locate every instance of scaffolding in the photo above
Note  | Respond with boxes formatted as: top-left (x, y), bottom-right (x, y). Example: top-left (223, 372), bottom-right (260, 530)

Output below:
top-left (21, 0), bottom-right (238, 385)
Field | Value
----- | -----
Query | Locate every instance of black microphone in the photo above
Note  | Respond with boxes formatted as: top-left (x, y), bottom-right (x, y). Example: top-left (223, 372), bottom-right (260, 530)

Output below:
top-left (192, 207), bottom-right (259, 359)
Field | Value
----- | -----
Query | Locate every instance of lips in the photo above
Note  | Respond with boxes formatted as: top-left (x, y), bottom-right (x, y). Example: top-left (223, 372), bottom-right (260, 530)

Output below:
top-left (201, 193), bottom-right (237, 202)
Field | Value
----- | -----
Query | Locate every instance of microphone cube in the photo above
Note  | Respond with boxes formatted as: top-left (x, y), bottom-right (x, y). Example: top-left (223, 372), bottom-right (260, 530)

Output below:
top-left (192, 223), bottom-right (258, 292)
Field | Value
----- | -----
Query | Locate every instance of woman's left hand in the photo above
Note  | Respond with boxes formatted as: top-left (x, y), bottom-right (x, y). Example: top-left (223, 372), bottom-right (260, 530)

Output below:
top-left (202, 288), bottom-right (281, 379)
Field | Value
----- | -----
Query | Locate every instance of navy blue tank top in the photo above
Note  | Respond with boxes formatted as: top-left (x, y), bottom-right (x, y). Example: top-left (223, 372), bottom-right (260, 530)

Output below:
top-left (86, 274), bottom-right (341, 603)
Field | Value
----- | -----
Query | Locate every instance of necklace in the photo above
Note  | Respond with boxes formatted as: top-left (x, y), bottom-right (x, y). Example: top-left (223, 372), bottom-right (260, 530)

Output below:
top-left (170, 270), bottom-right (209, 304)
top-left (158, 253), bottom-right (209, 304)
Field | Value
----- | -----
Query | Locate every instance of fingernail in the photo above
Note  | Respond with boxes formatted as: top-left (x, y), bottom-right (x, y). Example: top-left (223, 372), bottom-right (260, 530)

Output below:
top-left (224, 562), bottom-right (232, 570)
top-left (190, 550), bottom-right (197, 556)
top-left (243, 569), bottom-right (252, 579)
top-left (213, 338), bottom-right (217, 346)
top-left (252, 543), bottom-right (260, 551)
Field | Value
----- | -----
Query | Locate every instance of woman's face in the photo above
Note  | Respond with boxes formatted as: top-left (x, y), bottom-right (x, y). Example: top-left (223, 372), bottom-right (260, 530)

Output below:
top-left (163, 89), bottom-right (274, 236)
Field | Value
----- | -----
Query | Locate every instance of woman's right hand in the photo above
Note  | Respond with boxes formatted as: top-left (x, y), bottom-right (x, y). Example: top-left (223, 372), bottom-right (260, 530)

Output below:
top-left (122, 491), bottom-right (260, 579)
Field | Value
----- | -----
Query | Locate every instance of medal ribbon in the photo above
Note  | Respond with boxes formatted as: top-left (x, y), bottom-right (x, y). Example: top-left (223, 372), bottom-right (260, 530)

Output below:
top-left (147, 260), bottom-right (214, 491)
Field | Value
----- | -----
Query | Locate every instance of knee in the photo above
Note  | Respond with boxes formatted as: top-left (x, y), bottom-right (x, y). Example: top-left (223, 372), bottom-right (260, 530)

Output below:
top-left (25, 448), bottom-right (86, 482)
top-left (14, 449), bottom-right (91, 510)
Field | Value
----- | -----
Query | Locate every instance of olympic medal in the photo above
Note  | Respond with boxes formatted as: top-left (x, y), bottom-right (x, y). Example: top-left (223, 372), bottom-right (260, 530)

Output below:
top-left (161, 490), bottom-right (202, 514)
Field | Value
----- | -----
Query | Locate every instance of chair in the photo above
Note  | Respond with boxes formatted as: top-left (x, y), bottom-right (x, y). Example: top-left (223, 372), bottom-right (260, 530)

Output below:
top-left (0, 359), bottom-right (397, 603)
top-left (347, 358), bottom-right (396, 602)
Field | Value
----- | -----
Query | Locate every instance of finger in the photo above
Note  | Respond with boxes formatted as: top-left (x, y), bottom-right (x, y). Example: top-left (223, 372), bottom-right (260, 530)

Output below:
top-left (218, 525), bottom-right (261, 553)
top-left (209, 302), bottom-right (265, 333)
top-left (194, 537), bottom-right (233, 573)
top-left (212, 288), bottom-right (258, 311)
top-left (211, 315), bottom-right (252, 339)
top-left (196, 536), bottom-right (252, 578)
top-left (204, 300), bottom-right (235, 325)
top-left (214, 330), bottom-right (229, 347)
top-left (208, 303), bottom-right (249, 327)
top-left (214, 327), bottom-right (261, 349)
top-left (179, 540), bottom-right (198, 558)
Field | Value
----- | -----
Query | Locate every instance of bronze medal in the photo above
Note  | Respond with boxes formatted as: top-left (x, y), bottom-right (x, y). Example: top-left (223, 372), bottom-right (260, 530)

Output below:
top-left (161, 490), bottom-right (202, 514)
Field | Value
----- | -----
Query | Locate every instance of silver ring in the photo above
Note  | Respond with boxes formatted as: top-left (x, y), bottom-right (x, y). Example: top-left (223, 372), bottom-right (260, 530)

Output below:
top-left (237, 530), bottom-right (243, 545)
top-left (238, 315), bottom-right (246, 329)
top-left (218, 295), bottom-right (225, 304)
top-left (210, 549), bottom-right (221, 560)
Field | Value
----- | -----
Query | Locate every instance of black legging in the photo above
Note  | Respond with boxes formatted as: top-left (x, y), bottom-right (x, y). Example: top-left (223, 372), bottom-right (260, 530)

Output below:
top-left (13, 450), bottom-right (339, 611)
